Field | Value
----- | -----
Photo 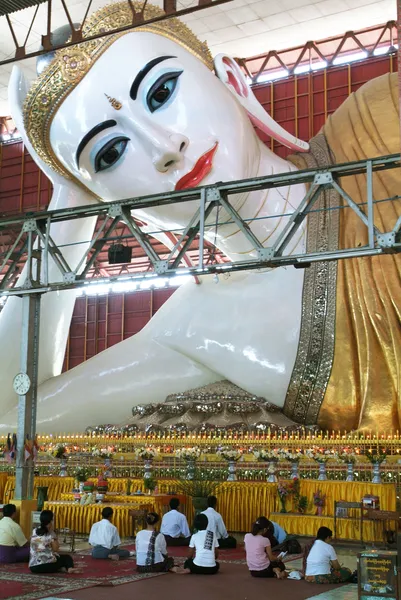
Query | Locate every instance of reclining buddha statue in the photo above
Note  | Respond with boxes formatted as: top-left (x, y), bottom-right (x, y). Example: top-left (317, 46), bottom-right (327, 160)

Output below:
top-left (0, 1), bottom-right (399, 433)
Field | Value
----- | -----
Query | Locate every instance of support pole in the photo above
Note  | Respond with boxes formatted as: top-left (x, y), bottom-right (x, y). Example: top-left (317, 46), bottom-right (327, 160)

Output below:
top-left (14, 293), bottom-right (41, 501)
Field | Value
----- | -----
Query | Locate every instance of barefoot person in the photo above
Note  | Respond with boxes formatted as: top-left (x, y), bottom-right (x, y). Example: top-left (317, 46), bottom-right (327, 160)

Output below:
top-left (136, 513), bottom-right (181, 573)
top-left (183, 513), bottom-right (220, 575)
top-left (244, 517), bottom-right (287, 579)
top-left (161, 498), bottom-right (191, 547)
top-left (29, 510), bottom-right (76, 574)
top-left (304, 527), bottom-right (352, 584)
top-left (0, 504), bottom-right (29, 564)
top-left (89, 507), bottom-right (134, 560)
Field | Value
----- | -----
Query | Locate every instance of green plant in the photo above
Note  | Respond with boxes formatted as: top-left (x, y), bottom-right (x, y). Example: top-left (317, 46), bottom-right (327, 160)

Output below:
top-left (143, 477), bottom-right (157, 492)
top-left (53, 444), bottom-right (66, 459)
top-left (366, 448), bottom-right (387, 464)
top-left (75, 467), bottom-right (90, 482)
top-left (297, 495), bottom-right (308, 514)
top-left (175, 470), bottom-right (220, 498)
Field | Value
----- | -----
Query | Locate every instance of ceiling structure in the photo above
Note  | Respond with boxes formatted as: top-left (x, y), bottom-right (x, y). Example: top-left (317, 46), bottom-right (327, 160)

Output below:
top-left (0, 0), bottom-right (397, 116)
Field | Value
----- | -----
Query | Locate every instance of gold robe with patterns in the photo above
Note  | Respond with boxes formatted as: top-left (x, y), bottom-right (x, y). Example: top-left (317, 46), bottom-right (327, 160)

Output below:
top-left (289, 73), bottom-right (401, 431)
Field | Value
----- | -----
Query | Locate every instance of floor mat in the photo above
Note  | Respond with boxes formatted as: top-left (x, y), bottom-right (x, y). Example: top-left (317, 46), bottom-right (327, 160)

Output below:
top-left (0, 554), bottom-right (163, 600)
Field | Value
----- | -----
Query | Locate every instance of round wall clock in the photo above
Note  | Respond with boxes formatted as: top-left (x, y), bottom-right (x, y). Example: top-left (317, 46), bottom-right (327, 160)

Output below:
top-left (13, 373), bottom-right (31, 395)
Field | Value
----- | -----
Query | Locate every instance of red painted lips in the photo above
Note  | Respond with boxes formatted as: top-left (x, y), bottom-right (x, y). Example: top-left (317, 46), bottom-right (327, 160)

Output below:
top-left (175, 142), bottom-right (218, 191)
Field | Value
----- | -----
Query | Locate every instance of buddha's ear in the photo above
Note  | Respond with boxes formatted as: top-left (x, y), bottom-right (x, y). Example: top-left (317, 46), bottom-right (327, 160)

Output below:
top-left (8, 66), bottom-right (77, 187)
top-left (9, 66), bottom-right (97, 208)
top-left (214, 54), bottom-right (309, 153)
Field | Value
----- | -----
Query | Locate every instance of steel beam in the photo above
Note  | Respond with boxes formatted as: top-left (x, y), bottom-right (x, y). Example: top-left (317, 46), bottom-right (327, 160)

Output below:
top-left (0, 0), bottom-right (233, 67)
top-left (0, 154), bottom-right (399, 296)
top-left (14, 293), bottom-right (41, 500)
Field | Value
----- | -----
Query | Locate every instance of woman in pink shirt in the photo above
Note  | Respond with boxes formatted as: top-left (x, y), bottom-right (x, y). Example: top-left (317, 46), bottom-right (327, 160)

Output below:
top-left (244, 517), bottom-right (286, 579)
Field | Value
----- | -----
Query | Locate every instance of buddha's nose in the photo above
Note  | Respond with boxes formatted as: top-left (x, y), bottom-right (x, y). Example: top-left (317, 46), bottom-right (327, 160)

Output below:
top-left (153, 134), bottom-right (188, 173)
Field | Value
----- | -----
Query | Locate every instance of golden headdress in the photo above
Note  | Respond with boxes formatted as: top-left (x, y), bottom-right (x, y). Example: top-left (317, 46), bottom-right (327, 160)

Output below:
top-left (23, 1), bottom-right (213, 182)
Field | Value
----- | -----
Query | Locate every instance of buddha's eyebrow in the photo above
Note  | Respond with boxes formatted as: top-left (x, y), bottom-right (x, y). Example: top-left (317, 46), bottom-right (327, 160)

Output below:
top-left (130, 55), bottom-right (176, 100)
top-left (76, 119), bottom-right (117, 166)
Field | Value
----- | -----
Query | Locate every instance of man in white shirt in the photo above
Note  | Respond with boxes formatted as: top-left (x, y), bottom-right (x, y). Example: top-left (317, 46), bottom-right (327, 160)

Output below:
top-left (89, 507), bottom-right (134, 560)
top-left (160, 498), bottom-right (191, 546)
top-left (202, 496), bottom-right (236, 549)
top-left (0, 504), bottom-right (29, 563)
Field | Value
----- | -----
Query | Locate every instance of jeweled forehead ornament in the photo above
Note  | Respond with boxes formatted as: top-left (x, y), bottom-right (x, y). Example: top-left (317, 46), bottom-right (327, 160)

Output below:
top-left (105, 94), bottom-right (122, 110)
top-left (23, 0), bottom-right (214, 186)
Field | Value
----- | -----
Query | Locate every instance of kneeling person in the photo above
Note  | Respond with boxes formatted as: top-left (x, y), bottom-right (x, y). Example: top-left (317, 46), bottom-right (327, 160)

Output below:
top-left (0, 504), bottom-right (29, 563)
top-left (160, 498), bottom-right (191, 546)
top-left (184, 514), bottom-right (220, 575)
top-left (202, 496), bottom-right (236, 549)
top-left (89, 507), bottom-right (134, 560)
top-left (136, 512), bottom-right (182, 573)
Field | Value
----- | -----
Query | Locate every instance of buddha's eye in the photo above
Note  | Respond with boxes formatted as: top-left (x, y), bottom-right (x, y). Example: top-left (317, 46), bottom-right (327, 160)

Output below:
top-left (94, 136), bottom-right (129, 173)
top-left (147, 71), bottom-right (182, 113)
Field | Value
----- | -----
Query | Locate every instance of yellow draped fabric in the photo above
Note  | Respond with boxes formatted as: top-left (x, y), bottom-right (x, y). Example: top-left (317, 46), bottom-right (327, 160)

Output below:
top-left (214, 482), bottom-right (278, 532)
top-left (59, 493), bottom-right (186, 517)
top-left (44, 501), bottom-right (147, 538)
top-left (3, 476), bottom-right (79, 503)
top-left (285, 480), bottom-right (396, 515)
top-left (0, 472), bottom-right (8, 502)
top-left (272, 514), bottom-right (382, 542)
top-left (5, 476), bottom-right (396, 539)
top-left (320, 73), bottom-right (401, 430)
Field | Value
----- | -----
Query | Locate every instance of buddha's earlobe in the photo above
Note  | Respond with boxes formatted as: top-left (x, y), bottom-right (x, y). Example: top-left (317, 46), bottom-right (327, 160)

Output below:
top-left (9, 66), bottom-right (97, 206)
top-left (9, 66), bottom-right (65, 185)
top-left (214, 54), bottom-right (309, 153)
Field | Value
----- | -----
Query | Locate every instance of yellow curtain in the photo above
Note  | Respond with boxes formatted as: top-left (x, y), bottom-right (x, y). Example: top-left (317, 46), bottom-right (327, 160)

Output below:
top-left (0, 472), bottom-right (9, 502)
top-left (214, 482), bottom-right (278, 532)
top-left (285, 481), bottom-right (397, 516)
top-left (44, 501), bottom-right (151, 538)
top-left (4, 476), bottom-right (78, 502)
top-left (272, 513), bottom-right (385, 543)
top-left (7, 476), bottom-right (396, 538)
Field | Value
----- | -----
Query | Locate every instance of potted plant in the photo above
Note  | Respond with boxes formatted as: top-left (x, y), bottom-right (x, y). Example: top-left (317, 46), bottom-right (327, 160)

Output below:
top-left (366, 448), bottom-right (387, 484)
top-left (143, 476), bottom-right (157, 495)
top-left (52, 444), bottom-right (67, 476)
top-left (313, 489), bottom-right (326, 516)
top-left (253, 448), bottom-right (280, 482)
top-left (75, 467), bottom-right (90, 492)
top-left (135, 447), bottom-right (158, 479)
top-left (175, 472), bottom-right (219, 513)
top-left (305, 447), bottom-right (338, 480)
top-left (277, 481), bottom-right (290, 513)
top-left (297, 495), bottom-right (308, 514)
top-left (217, 447), bottom-right (242, 481)
top-left (279, 449), bottom-right (302, 479)
top-left (338, 449), bottom-right (357, 481)
top-left (175, 447), bottom-right (201, 480)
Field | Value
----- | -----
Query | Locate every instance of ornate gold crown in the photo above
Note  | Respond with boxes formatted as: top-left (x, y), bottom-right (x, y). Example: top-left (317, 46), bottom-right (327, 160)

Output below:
top-left (23, 1), bottom-right (214, 184)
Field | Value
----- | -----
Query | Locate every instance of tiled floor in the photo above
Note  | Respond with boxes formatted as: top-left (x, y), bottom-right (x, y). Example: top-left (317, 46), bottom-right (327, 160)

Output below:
top-left (306, 585), bottom-right (357, 600)
top-left (62, 537), bottom-right (362, 600)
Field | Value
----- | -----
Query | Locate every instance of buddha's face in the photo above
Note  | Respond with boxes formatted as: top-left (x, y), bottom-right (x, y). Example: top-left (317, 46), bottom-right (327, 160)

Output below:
top-left (50, 32), bottom-right (261, 209)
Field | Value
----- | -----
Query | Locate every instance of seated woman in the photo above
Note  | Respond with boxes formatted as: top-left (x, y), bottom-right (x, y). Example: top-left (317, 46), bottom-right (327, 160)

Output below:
top-left (0, 504), bottom-right (29, 563)
top-left (135, 512), bottom-right (181, 573)
top-left (29, 510), bottom-right (76, 574)
top-left (183, 513), bottom-right (220, 575)
top-left (304, 527), bottom-right (352, 584)
top-left (244, 517), bottom-right (287, 579)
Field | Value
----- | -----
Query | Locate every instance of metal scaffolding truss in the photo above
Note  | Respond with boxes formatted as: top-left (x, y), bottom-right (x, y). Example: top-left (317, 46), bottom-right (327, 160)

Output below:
top-left (240, 21), bottom-right (398, 84)
top-left (0, 0), bottom-right (233, 67)
top-left (0, 153), bottom-right (400, 296)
